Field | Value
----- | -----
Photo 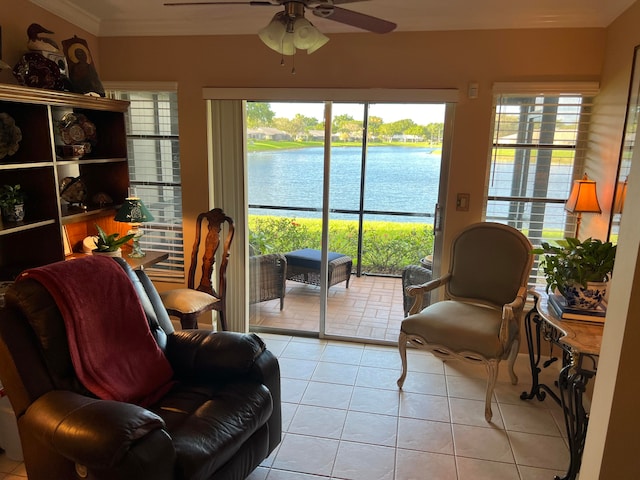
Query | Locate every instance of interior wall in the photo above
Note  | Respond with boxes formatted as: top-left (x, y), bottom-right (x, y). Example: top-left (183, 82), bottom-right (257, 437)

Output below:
top-left (581, 1), bottom-right (640, 477)
top-left (0, 4), bottom-right (609, 274)
top-left (0, 0), bottom-right (99, 84)
top-left (94, 28), bottom-right (606, 275)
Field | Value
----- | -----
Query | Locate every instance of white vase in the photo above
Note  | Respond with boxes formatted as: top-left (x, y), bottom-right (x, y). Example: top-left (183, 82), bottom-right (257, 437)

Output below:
top-left (563, 281), bottom-right (608, 310)
top-left (91, 248), bottom-right (122, 257)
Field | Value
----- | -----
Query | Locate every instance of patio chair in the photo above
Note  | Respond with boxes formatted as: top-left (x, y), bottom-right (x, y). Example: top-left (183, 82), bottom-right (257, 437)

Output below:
top-left (160, 208), bottom-right (234, 330)
top-left (402, 264), bottom-right (432, 317)
top-left (250, 252), bottom-right (287, 310)
top-left (397, 222), bottom-right (533, 421)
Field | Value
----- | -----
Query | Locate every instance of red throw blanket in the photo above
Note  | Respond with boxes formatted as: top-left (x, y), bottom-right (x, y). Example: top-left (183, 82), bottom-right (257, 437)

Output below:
top-left (18, 256), bottom-right (174, 406)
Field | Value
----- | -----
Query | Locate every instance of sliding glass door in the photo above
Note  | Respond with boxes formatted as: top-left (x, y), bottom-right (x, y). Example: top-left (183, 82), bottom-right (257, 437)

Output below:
top-left (247, 100), bottom-right (449, 342)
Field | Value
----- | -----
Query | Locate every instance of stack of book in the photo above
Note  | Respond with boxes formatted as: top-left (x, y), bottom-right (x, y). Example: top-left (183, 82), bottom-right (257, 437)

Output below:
top-left (547, 293), bottom-right (606, 323)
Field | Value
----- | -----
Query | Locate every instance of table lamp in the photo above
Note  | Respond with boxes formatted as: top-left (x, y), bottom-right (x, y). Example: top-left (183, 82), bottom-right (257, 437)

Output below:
top-left (613, 177), bottom-right (628, 214)
top-left (115, 197), bottom-right (154, 258)
top-left (565, 173), bottom-right (601, 238)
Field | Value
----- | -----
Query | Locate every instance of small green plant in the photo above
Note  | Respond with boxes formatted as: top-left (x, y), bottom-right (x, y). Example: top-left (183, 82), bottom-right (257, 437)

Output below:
top-left (93, 224), bottom-right (135, 252)
top-left (0, 184), bottom-right (26, 208)
top-left (532, 237), bottom-right (617, 294)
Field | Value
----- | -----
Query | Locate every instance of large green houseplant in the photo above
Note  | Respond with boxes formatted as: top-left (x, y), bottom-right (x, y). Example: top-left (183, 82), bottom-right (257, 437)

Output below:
top-left (533, 237), bottom-right (617, 309)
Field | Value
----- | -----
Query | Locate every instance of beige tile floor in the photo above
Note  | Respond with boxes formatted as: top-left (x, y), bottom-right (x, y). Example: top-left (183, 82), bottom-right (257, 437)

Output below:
top-left (247, 333), bottom-right (570, 480)
top-left (0, 333), bottom-right (570, 480)
top-left (0, 456), bottom-right (26, 479)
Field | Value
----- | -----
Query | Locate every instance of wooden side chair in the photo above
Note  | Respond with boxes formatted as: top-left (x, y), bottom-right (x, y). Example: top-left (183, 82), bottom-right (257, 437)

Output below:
top-left (160, 208), bottom-right (234, 330)
top-left (397, 222), bottom-right (533, 422)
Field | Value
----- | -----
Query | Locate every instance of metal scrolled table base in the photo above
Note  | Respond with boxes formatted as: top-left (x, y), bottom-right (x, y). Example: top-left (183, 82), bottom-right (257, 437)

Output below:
top-left (520, 295), bottom-right (597, 480)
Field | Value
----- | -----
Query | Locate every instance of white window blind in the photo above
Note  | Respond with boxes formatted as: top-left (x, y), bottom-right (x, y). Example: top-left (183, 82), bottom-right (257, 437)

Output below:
top-left (485, 89), bottom-right (595, 286)
top-left (108, 89), bottom-right (184, 281)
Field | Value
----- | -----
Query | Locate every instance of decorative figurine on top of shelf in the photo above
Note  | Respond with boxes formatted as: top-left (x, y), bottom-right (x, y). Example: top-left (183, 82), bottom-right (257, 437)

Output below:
top-left (62, 36), bottom-right (105, 97)
top-left (27, 23), bottom-right (60, 52)
top-left (12, 23), bottom-right (71, 91)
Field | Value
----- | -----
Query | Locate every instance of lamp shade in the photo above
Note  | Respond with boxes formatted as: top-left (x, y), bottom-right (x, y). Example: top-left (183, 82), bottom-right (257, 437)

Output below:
top-left (613, 178), bottom-right (628, 214)
top-left (115, 197), bottom-right (154, 223)
top-left (565, 174), bottom-right (601, 214)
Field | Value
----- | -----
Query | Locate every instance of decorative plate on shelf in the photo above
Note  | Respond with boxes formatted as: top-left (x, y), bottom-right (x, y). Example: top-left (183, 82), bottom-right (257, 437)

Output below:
top-left (58, 112), bottom-right (97, 146)
top-left (0, 112), bottom-right (23, 160)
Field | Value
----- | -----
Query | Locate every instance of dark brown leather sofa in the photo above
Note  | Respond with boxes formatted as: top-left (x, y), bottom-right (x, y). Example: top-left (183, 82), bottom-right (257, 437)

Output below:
top-left (0, 257), bottom-right (281, 480)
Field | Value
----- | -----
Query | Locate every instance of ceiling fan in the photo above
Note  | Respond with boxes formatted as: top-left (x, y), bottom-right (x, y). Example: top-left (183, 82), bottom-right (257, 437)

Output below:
top-left (164, 1), bottom-right (397, 56)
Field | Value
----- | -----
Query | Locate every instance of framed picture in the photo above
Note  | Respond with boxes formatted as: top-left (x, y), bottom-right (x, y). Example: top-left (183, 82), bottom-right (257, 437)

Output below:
top-left (63, 226), bottom-right (72, 256)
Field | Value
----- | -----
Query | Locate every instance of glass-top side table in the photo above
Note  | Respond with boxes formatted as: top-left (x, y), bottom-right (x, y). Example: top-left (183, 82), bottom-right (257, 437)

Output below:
top-left (521, 288), bottom-right (603, 480)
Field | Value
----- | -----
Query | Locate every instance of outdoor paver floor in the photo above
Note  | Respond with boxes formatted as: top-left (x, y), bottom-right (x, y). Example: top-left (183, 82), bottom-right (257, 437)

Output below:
top-left (250, 274), bottom-right (406, 343)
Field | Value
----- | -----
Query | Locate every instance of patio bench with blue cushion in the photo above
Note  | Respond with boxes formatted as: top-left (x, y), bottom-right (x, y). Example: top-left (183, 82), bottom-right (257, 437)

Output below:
top-left (284, 248), bottom-right (352, 289)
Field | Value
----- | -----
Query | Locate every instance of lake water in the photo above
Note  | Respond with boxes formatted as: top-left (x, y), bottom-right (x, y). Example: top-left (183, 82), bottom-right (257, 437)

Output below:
top-left (248, 146), bottom-right (442, 223)
top-left (248, 145), bottom-right (572, 227)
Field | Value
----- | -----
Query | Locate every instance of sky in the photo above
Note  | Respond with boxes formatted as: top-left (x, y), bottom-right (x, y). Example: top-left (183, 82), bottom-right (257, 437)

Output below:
top-left (269, 102), bottom-right (446, 125)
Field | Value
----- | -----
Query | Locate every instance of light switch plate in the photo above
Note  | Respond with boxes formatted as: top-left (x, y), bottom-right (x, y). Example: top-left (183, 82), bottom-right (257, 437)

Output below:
top-left (456, 193), bottom-right (470, 211)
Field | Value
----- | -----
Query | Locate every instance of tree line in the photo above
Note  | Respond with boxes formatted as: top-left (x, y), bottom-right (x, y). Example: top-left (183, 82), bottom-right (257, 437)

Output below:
top-left (247, 103), bottom-right (444, 144)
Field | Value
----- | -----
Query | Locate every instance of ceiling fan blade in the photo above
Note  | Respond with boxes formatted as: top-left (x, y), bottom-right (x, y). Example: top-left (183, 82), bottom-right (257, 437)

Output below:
top-left (164, 1), bottom-right (276, 6)
top-left (312, 6), bottom-right (396, 34)
top-left (318, 0), bottom-right (370, 4)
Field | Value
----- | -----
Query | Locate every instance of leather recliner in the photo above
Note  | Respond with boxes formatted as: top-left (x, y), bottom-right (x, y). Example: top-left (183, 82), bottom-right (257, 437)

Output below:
top-left (0, 257), bottom-right (281, 480)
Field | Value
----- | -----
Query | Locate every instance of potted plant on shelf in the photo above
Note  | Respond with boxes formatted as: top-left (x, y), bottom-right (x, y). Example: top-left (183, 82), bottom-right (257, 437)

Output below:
top-left (533, 237), bottom-right (617, 310)
top-left (92, 224), bottom-right (135, 257)
top-left (0, 184), bottom-right (26, 222)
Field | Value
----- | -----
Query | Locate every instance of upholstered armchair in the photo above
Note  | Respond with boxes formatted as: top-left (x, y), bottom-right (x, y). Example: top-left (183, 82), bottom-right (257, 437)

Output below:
top-left (397, 222), bottom-right (533, 422)
top-left (0, 256), bottom-right (281, 480)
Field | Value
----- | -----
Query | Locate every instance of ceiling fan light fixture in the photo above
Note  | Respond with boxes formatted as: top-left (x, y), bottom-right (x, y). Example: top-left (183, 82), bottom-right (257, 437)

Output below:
top-left (259, 6), bottom-right (329, 56)
top-left (258, 12), bottom-right (287, 53)
top-left (280, 31), bottom-right (297, 56)
top-left (292, 17), bottom-right (329, 53)
top-left (304, 29), bottom-right (329, 54)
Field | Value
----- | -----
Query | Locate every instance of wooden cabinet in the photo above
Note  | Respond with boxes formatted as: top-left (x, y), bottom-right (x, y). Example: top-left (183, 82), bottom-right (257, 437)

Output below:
top-left (0, 84), bottom-right (130, 279)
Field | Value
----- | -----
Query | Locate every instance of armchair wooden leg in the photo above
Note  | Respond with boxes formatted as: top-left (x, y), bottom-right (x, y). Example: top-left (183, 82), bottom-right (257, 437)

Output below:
top-left (484, 360), bottom-right (499, 422)
top-left (507, 339), bottom-right (519, 385)
top-left (397, 331), bottom-right (408, 388)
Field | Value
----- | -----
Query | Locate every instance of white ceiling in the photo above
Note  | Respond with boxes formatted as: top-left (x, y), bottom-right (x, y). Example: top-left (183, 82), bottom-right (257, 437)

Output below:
top-left (29, 0), bottom-right (636, 38)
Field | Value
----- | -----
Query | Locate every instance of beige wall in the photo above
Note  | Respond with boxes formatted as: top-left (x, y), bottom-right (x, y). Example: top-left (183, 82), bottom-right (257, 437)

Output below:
top-left (0, 0), bottom-right (99, 83)
top-left (0, 3), bottom-right (608, 267)
top-left (4, 2), bottom-right (640, 476)
top-left (93, 28), bottom-right (605, 270)
top-left (581, 1), bottom-right (640, 478)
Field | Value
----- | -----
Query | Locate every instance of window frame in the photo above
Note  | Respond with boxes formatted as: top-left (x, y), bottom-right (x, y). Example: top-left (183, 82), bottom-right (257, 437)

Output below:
top-left (106, 83), bottom-right (184, 282)
top-left (484, 82), bottom-right (599, 286)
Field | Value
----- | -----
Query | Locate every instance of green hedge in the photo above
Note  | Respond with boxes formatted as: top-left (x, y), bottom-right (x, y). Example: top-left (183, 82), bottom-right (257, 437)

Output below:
top-left (248, 215), bottom-right (434, 275)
